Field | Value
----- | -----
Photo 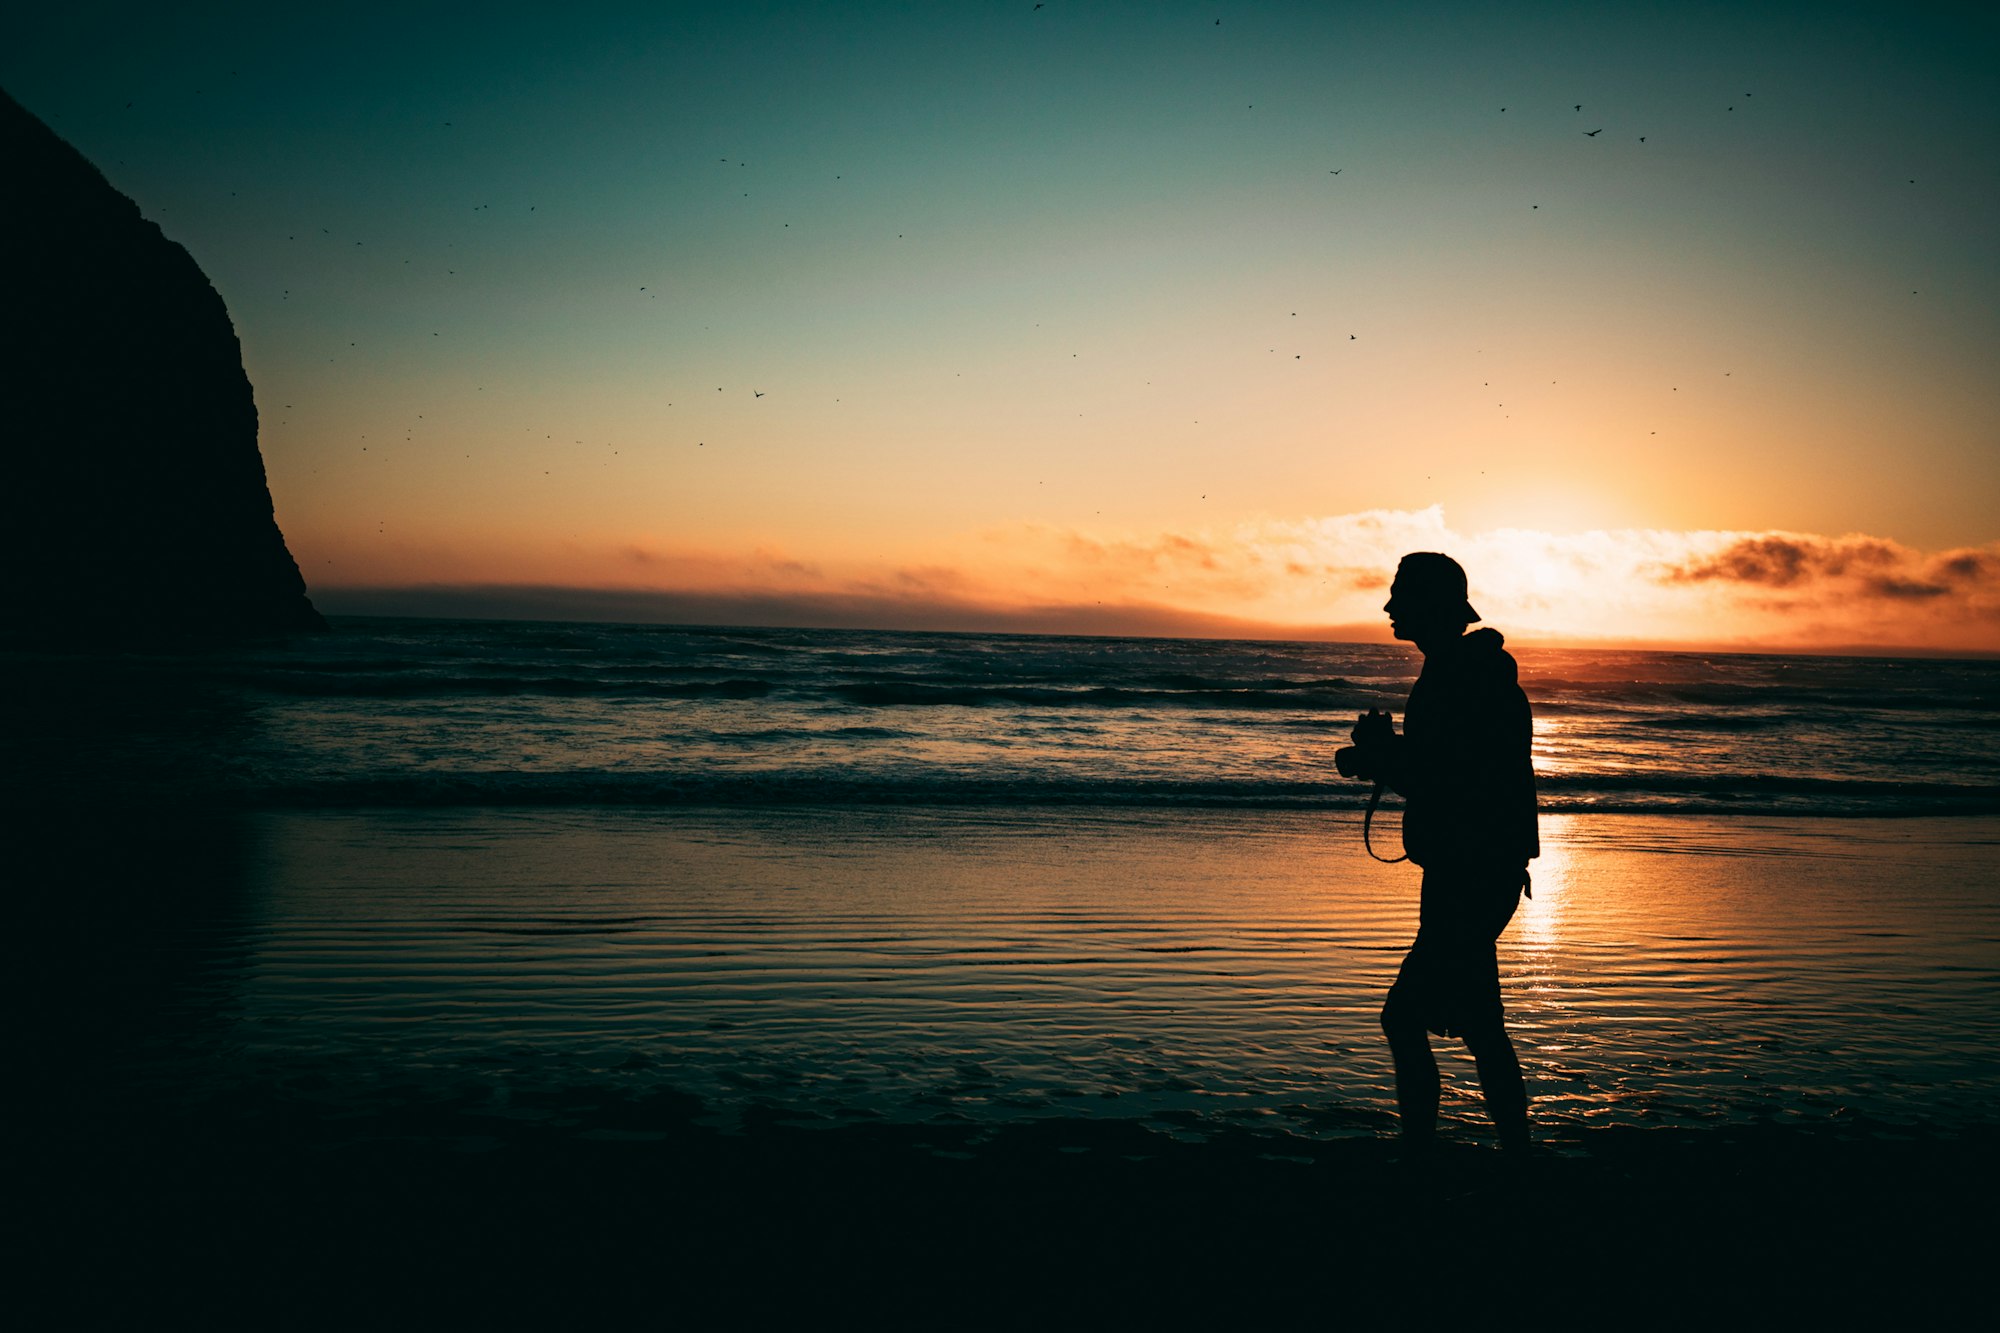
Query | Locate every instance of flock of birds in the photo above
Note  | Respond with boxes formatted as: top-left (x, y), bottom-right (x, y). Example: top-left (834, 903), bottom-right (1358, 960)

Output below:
top-left (1501, 95), bottom-right (1750, 142)
top-left (132, 31), bottom-right (1914, 547)
top-left (289, 82), bottom-right (1795, 537)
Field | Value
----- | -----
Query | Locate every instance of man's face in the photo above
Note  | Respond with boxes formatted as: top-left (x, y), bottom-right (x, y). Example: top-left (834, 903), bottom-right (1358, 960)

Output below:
top-left (1384, 579), bottom-right (1458, 642)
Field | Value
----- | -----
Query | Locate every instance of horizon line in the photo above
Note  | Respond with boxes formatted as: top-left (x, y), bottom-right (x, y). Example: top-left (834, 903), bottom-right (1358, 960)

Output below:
top-left (308, 583), bottom-right (2000, 661)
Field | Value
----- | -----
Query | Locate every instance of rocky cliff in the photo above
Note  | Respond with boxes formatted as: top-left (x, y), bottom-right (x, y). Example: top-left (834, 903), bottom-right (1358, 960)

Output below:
top-left (1, 89), bottom-right (324, 639)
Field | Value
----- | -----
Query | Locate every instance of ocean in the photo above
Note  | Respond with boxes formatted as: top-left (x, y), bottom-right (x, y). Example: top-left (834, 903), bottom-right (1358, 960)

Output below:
top-left (42, 615), bottom-right (2000, 816)
top-left (12, 617), bottom-right (2000, 1151)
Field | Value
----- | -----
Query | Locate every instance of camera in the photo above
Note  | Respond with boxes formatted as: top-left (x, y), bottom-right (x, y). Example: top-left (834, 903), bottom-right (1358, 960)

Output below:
top-left (1333, 708), bottom-right (1394, 779)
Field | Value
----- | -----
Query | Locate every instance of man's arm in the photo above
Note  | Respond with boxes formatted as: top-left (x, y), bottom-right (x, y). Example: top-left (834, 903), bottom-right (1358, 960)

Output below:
top-left (1340, 691), bottom-right (1511, 805)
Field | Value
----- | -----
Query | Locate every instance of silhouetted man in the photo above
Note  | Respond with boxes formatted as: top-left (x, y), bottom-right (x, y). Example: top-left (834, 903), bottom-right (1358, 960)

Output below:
top-left (1336, 552), bottom-right (1539, 1152)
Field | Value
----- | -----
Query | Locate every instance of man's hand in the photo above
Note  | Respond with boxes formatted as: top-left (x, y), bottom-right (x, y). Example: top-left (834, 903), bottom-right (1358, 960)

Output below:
top-left (1351, 707), bottom-right (1396, 748)
top-left (1335, 709), bottom-right (1396, 782)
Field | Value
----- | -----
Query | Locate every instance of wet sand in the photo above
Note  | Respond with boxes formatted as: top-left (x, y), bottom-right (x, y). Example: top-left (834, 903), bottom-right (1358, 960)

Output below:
top-left (14, 803), bottom-right (1998, 1323)
top-left (97, 806), bottom-right (2000, 1139)
top-left (24, 1089), bottom-right (1996, 1325)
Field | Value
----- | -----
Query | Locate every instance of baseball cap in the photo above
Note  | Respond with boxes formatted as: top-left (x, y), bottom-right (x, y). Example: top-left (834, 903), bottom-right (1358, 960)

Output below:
top-left (1393, 552), bottom-right (1481, 623)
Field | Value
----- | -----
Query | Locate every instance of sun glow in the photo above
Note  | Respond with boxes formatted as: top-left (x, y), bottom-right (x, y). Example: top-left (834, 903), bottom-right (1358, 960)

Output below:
top-left (307, 503), bottom-right (2000, 653)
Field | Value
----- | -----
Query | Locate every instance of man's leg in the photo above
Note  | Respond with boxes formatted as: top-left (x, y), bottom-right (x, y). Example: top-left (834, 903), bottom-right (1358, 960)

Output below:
top-left (1380, 987), bottom-right (1439, 1146)
top-left (1462, 1021), bottom-right (1528, 1150)
top-left (1459, 870), bottom-right (1529, 1150)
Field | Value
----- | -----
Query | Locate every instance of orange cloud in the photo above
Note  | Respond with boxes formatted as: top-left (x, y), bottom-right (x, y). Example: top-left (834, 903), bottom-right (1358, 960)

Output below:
top-left (1659, 533), bottom-right (2000, 605)
top-left (1659, 537), bottom-right (1993, 641)
top-left (311, 508), bottom-right (2000, 654)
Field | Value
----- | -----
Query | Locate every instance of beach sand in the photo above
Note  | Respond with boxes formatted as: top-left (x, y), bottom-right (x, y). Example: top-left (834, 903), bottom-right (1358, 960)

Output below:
top-left (23, 1085), bottom-right (1996, 1325)
top-left (15, 804), bottom-right (1998, 1323)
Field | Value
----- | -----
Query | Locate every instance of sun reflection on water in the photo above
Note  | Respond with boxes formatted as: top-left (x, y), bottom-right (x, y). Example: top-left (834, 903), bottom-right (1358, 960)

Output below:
top-left (1503, 819), bottom-right (1612, 1126)
top-left (119, 807), bottom-right (2000, 1147)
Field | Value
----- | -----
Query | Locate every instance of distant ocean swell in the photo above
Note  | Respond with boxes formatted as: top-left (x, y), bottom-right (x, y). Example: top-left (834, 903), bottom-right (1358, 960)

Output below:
top-left (16, 618), bottom-right (1997, 819)
top-left (226, 669), bottom-right (1996, 725)
top-left (243, 672), bottom-right (785, 700)
top-left (234, 670), bottom-right (1375, 709)
top-left (249, 768), bottom-right (2000, 817)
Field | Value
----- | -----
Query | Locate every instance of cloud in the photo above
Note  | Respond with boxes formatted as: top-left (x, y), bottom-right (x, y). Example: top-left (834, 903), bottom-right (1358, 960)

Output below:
top-left (311, 509), bottom-right (2000, 653)
top-left (1934, 549), bottom-right (2000, 584)
top-left (1007, 513), bottom-right (2000, 648)
top-left (1868, 578), bottom-right (1949, 600)
top-left (618, 542), bottom-right (826, 583)
top-left (1649, 530), bottom-right (2000, 620)
top-left (1658, 534), bottom-right (1901, 588)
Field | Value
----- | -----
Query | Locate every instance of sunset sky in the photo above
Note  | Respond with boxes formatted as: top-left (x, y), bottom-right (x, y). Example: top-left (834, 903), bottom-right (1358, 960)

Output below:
top-left (8, 1), bottom-right (1997, 650)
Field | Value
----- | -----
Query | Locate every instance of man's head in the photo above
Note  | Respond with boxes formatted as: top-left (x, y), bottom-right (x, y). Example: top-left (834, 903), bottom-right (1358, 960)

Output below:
top-left (1384, 552), bottom-right (1480, 645)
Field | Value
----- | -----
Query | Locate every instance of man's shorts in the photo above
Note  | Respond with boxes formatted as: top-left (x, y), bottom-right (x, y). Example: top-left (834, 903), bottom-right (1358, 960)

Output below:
top-left (1384, 863), bottom-right (1528, 1038)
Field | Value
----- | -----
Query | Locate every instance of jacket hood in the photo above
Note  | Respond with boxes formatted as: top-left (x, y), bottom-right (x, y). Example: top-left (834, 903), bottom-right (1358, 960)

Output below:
top-left (1437, 626), bottom-right (1516, 683)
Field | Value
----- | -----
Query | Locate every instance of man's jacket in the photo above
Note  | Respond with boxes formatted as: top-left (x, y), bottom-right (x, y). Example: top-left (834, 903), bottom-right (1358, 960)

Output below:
top-left (1370, 628), bottom-right (1540, 868)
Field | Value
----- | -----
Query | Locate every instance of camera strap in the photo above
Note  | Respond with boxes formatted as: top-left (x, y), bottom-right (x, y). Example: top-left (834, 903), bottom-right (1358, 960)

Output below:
top-left (1363, 781), bottom-right (1408, 863)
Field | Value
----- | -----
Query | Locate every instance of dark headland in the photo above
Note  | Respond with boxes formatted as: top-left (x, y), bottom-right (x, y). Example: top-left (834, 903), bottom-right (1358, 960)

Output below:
top-left (0, 88), bottom-right (321, 641)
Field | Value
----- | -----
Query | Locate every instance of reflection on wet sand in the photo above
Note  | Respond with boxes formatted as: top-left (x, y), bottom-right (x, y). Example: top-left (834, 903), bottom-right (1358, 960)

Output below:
top-left (108, 805), bottom-right (2000, 1145)
top-left (11, 775), bottom-right (1995, 1321)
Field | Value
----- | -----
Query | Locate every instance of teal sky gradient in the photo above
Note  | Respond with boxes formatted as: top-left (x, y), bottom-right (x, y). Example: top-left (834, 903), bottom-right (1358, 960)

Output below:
top-left (6, 1), bottom-right (1997, 640)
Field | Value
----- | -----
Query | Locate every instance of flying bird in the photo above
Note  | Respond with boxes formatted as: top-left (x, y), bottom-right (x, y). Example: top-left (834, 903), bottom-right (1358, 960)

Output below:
top-left (1584, 129), bottom-right (1602, 136)
top-left (754, 391), bottom-right (765, 397)
top-left (1574, 104), bottom-right (1582, 111)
